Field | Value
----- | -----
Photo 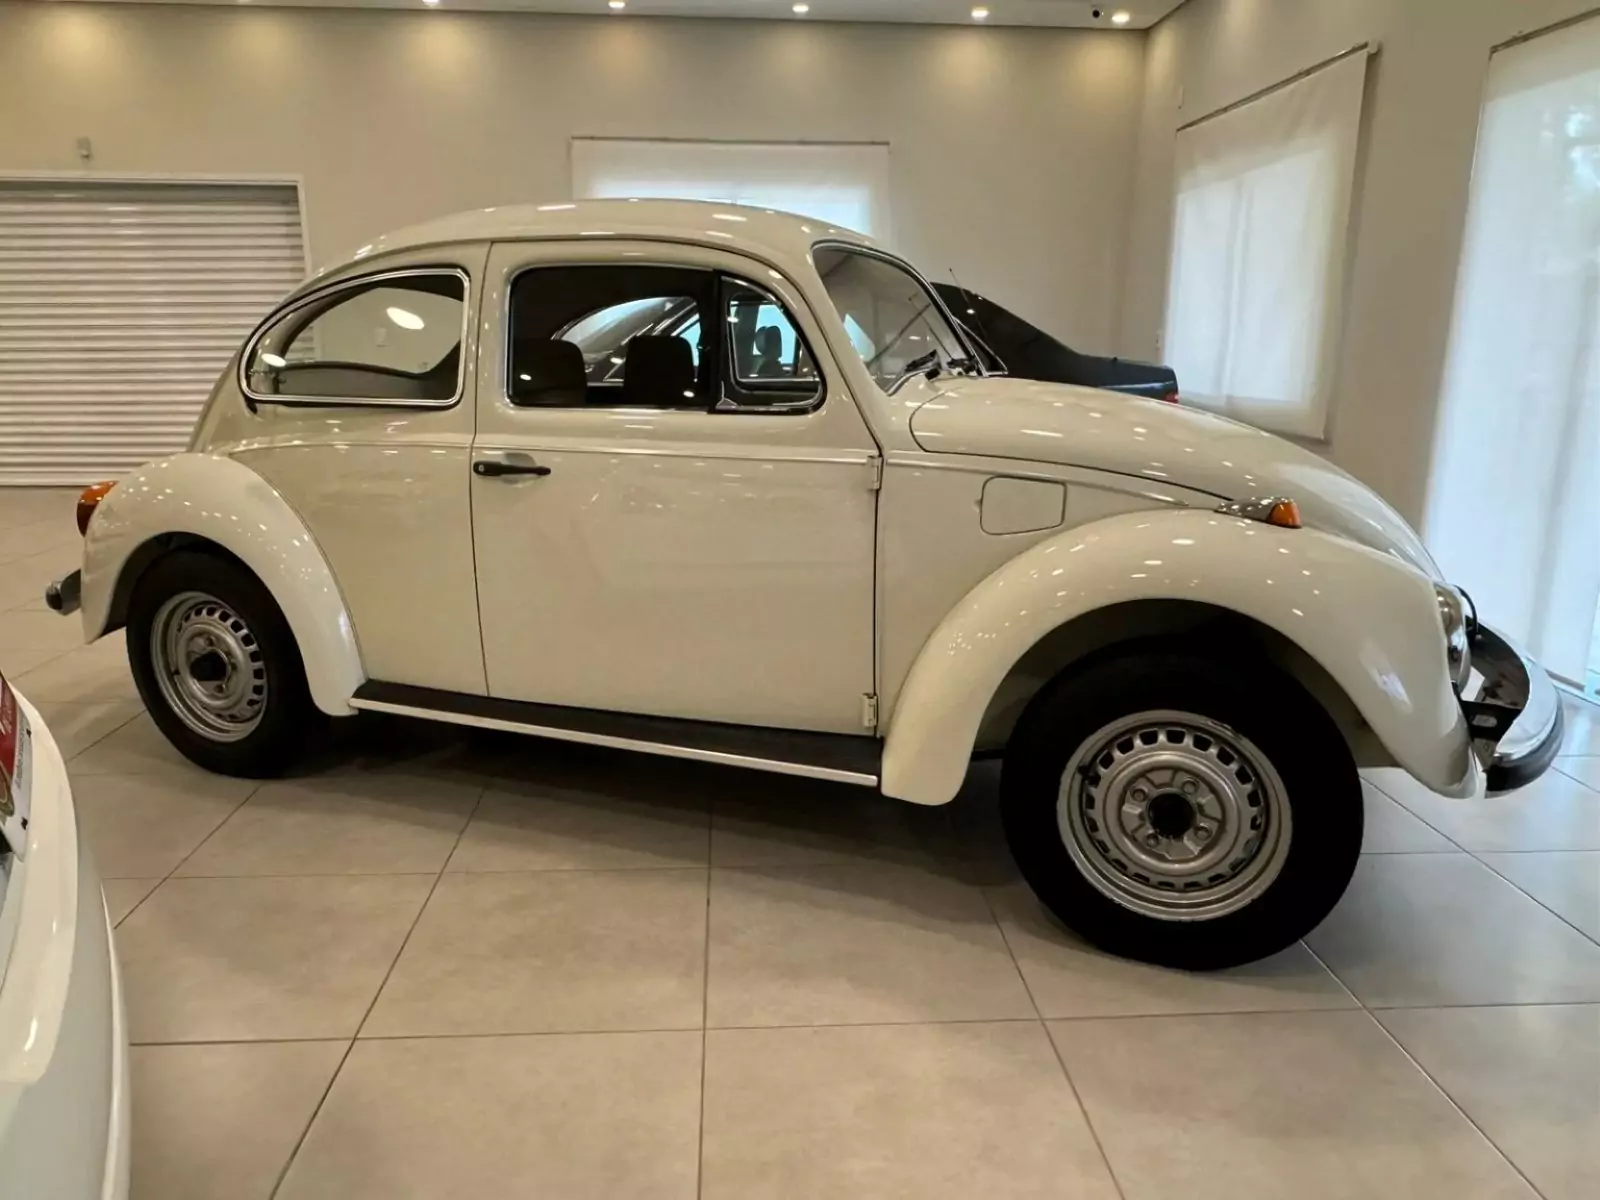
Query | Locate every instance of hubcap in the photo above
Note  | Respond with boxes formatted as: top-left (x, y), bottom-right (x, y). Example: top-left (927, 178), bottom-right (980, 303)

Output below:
top-left (1057, 710), bottom-right (1292, 921)
top-left (150, 591), bottom-right (267, 742)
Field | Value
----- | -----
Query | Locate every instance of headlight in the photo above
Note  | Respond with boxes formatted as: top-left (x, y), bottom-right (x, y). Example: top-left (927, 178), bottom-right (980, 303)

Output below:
top-left (1436, 584), bottom-right (1472, 692)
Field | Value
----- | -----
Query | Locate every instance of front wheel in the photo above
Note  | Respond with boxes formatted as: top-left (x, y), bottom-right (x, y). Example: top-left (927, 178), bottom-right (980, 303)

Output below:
top-left (127, 551), bottom-right (317, 777)
top-left (1001, 652), bottom-right (1362, 970)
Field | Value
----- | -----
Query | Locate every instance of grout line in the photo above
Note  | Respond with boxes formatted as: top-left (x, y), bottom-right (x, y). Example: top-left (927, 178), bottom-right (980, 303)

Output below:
top-left (1464, 853), bottom-right (1600, 949)
top-left (694, 805), bottom-right (712, 1200)
top-left (982, 888), bottom-right (1130, 1200)
top-left (1299, 940), bottom-right (1549, 1198)
top-left (1363, 780), bottom-right (1599, 948)
top-left (268, 784), bottom-right (488, 1200)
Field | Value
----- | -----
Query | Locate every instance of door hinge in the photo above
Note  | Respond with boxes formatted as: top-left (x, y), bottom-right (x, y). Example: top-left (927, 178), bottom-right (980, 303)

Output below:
top-left (866, 456), bottom-right (883, 492)
top-left (861, 693), bottom-right (879, 729)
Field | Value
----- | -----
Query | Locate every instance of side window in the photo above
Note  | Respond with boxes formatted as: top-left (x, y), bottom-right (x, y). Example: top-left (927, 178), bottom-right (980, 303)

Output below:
top-left (246, 272), bottom-right (466, 403)
top-left (508, 265), bottom-right (713, 408)
top-left (720, 279), bottom-right (821, 409)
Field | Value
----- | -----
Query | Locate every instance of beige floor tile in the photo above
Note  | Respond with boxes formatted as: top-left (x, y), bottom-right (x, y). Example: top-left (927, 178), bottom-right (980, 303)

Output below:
top-left (1051, 1011), bottom-right (1536, 1200)
top-left (1560, 697), bottom-right (1600, 755)
top-left (1362, 778), bottom-right (1455, 853)
top-left (363, 869), bottom-right (707, 1036)
top-left (75, 772), bottom-right (257, 878)
top-left (447, 779), bottom-right (708, 873)
top-left (1477, 851), bottom-right (1600, 940)
top-left (31, 697), bottom-right (143, 759)
top-left (0, 607), bottom-right (85, 652)
top-left (69, 711), bottom-right (210, 778)
top-left (989, 884), bottom-right (1355, 1018)
top-left (130, 1040), bottom-right (347, 1200)
top-left (0, 644), bottom-right (67, 678)
top-left (0, 544), bottom-right (82, 610)
top-left (177, 774), bottom-right (480, 877)
top-left (277, 1032), bottom-right (701, 1200)
top-left (706, 863), bottom-right (1033, 1027)
top-left (0, 515), bottom-right (78, 566)
top-left (1555, 756), bottom-right (1600, 791)
top-left (117, 874), bottom-right (433, 1043)
top-left (710, 773), bottom-right (961, 871)
top-left (11, 633), bottom-right (136, 702)
top-left (1369, 767), bottom-right (1600, 852)
top-left (103, 878), bottom-right (161, 926)
top-left (1306, 853), bottom-right (1600, 1007)
top-left (702, 1022), bottom-right (1119, 1200)
top-left (1379, 1004), bottom-right (1600, 1200)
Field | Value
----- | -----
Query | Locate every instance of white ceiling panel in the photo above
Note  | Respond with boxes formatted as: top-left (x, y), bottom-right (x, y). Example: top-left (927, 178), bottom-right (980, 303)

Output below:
top-left (69, 0), bottom-right (1186, 31)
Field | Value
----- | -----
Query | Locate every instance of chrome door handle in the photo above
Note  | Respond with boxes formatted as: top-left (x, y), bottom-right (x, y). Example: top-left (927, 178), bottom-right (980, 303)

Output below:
top-left (473, 458), bottom-right (551, 478)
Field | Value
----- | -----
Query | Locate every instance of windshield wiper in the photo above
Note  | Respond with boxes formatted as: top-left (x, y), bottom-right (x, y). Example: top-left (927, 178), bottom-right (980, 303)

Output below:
top-left (890, 349), bottom-right (944, 390)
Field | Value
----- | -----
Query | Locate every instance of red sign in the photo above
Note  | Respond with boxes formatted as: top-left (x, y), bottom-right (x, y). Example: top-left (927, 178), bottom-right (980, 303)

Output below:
top-left (0, 675), bottom-right (18, 820)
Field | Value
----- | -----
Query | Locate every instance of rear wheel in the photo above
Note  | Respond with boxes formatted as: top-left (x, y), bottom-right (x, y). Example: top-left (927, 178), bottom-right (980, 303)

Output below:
top-left (127, 551), bottom-right (317, 777)
top-left (1001, 651), bottom-right (1361, 969)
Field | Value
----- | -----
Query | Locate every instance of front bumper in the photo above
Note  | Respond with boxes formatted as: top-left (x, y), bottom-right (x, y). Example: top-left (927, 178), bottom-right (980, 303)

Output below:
top-left (1461, 624), bottom-right (1564, 795)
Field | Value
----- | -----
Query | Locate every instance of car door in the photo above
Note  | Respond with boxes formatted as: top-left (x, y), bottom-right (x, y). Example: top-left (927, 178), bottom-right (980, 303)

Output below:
top-left (470, 239), bottom-right (879, 735)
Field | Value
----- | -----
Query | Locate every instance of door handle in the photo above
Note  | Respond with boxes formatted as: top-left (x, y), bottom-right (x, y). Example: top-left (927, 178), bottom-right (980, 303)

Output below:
top-left (473, 458), bottom-right (552, 478)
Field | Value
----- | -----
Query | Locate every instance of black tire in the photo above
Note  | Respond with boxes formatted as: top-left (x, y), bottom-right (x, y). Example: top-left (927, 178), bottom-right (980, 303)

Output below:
top-left (126, 550), bottom-right (317, 778)
top-left (1001, 651), bottom-right (1361, 970)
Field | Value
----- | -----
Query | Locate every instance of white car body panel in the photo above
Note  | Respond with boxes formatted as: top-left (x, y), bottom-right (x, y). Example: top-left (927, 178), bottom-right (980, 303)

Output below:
top-left (882, 508), bottom-right (1476, 805)
top-left (470, 239), bottom-right (877, 731)
top-left (912, 376), bottom-right (1441, 575)
top-left (67, 199), bottom-right (1501, 818)
top-left (81, 453), bottom-right (364, 716)
top-left (0, 693), bottom-right (129, 1200)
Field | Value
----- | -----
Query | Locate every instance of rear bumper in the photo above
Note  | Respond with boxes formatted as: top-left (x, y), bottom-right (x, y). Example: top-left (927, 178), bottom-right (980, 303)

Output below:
top-left (1462, 624), bottom-right (1564, 795)
top-left (45, 569), bottom-right (81, 616)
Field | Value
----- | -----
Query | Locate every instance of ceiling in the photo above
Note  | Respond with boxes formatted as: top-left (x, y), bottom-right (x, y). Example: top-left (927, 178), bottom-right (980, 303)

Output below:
top-left (82, 0), bottom-right (1186, 30)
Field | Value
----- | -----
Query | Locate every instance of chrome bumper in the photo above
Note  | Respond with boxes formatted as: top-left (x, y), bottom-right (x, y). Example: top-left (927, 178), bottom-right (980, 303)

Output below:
top-left (44, 569), bottom-right (80, 616)
top-left (1461, 624), bottom-right (1564, 794)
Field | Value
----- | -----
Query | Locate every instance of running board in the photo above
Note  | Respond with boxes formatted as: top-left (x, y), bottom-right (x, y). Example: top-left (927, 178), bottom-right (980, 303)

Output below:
top-left (349, 681), bottom-right (882, 787)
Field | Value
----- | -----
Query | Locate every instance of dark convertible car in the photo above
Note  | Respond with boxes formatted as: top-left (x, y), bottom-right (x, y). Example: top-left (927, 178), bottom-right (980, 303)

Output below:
top-left (933, 283), bottom-right (1179, 403)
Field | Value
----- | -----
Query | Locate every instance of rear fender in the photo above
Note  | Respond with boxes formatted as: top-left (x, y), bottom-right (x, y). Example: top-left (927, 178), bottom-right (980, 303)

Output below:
top-left (880, 507), bottom-right (1475, 805)
top-left (81, 453), bottom-right (363, 716)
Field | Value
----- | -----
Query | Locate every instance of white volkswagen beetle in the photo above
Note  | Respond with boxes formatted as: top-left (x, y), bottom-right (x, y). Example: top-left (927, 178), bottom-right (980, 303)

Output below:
top-left (47, 201), bottom-right (1560, 969)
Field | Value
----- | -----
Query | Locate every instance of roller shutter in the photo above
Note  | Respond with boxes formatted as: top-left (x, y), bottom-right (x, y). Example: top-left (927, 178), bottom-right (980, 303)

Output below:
top-left (0, 181), bottom-right (306, 485)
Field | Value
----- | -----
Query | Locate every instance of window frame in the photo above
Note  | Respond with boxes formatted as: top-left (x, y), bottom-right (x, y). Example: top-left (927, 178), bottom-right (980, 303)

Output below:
top-left (809, 240), bottom-right (981, 396)
top-left (239, 266), bottom-right (472, 410)
top-left (714, 274), bottom-right (826, 413)
top-left (500, 260), bottom-right (829, 416)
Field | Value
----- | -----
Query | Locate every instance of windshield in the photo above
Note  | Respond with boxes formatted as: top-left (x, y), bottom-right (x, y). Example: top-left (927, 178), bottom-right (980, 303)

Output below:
top-left (812, 246), bottom-right (971, 392)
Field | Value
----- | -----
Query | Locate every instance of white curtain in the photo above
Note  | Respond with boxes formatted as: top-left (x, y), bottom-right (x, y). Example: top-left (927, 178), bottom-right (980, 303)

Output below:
top-left (1425, 17), bottom-right (1600, 685)
top-left (570, 139), bottom-right (892, 241)
top-left (1163, 51), bottom-right (1369, 439)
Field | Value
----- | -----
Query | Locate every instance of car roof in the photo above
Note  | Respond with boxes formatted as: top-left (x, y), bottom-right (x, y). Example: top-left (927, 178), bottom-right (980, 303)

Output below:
top-left (325, 199), bottom-right (879, 281)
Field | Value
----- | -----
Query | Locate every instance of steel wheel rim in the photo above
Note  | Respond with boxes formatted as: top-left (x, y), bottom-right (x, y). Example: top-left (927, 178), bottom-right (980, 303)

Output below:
top-left (150, 591), bottom-right (267, 743)
top-left (1057, 709), bottom-right (1292, 921)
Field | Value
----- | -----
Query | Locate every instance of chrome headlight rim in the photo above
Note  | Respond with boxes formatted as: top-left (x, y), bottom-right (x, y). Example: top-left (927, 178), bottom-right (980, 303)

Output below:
top-left (1435, 583), bottom-right (1472, 692)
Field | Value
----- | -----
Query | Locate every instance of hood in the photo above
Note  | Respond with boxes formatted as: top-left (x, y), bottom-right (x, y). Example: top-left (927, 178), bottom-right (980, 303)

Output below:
top-left (910, 376), bottom-right (1438, 577)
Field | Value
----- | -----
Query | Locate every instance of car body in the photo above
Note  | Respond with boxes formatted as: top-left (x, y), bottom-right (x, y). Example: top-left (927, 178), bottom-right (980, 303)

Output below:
top-left (47, 200), bottom-right (1560, 968)
top-left (932, 283), bottom-right (1180, 402)
top-left (0, 676), bottom-right (130, 1200)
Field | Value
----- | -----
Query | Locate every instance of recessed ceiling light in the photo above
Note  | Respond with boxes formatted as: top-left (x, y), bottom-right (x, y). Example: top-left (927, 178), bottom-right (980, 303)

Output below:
top-left (421, 0), bottom-right (440, 6)
top-left (609, 0), bottom-right (625, 7)
top-left (971, 5), bottom-right (989, 18)
top-left (792, 2), bottom-right (809, 11)
top-left (1111, 9), bottom-right (1131, 23)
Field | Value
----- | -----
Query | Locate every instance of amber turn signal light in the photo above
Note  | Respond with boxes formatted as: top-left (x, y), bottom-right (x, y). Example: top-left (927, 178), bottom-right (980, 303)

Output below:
top-left (76, 481), bottom-right (115, 536)
top-left (1264, 499), bottom-right (1302, 529)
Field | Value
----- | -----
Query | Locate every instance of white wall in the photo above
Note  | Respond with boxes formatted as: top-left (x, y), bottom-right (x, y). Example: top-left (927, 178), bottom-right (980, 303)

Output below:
top-left (1120, 0), bottom-right (1600, 525)
top-left (0, 1), bottom-right (1145, 356)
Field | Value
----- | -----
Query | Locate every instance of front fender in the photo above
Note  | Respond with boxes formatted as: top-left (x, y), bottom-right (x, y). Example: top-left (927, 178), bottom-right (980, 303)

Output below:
top-left (880, 507), bottom-right (1476, 805)
top-left (81, 453), bottom-right (363, 716)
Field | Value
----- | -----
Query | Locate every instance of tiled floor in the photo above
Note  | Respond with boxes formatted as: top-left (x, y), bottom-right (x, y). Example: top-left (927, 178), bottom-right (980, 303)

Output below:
top-left (4, 487), bottom-right (1599, 1199)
